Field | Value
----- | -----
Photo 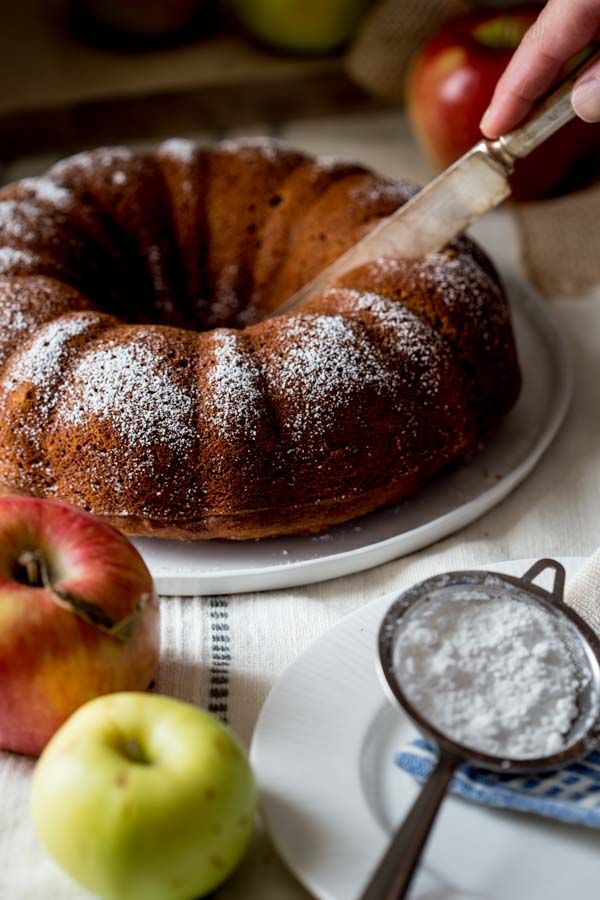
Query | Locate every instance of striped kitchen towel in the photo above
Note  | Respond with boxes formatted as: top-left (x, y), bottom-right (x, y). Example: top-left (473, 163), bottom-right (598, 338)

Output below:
top-left (395, 738), bottom-right (600, 828)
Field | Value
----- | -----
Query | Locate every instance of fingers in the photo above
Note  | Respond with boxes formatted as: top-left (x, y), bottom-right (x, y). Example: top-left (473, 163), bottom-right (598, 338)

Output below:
top-left (572, 57), bottom-right (600, 121)
top-left (480, 0), bottom-right (600, 137)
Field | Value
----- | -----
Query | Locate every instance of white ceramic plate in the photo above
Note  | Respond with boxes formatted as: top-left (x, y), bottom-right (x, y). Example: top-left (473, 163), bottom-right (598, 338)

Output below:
top-left (134, 270), bottom-right (572, 596)
top-left (251, 557), bottom-right (598, 900)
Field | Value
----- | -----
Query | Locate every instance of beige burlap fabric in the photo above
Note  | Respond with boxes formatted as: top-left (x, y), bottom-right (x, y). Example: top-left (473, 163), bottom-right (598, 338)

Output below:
top-left (515, 180), bottom-right (600, 296)
top-left (348, 0), bottom-right (600, 297)
top-left (347, 0), bottom-right (470, 101)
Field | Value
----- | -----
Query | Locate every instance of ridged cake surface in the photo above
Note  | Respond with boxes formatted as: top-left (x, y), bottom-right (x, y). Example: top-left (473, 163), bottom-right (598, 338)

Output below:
top-left (0, 139), bottom-right (520, 539)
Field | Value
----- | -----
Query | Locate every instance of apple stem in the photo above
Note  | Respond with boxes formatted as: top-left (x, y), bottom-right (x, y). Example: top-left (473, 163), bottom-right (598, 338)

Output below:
top-left (18, 550), bottom-right (44, 588)
top-left (123, 737), bottom-right (149, 764)
top-left (17, 549), bottom-right (148, 642)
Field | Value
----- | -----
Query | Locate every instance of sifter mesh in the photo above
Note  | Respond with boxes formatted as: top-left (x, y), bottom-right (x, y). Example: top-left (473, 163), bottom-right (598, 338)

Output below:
top-left (378, 565), bottom-right (600, 772)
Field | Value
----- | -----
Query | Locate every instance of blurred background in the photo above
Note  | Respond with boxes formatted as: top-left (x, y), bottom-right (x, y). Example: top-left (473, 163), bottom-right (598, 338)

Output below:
top-left (4, 0), bottom-right (381, 165)
top-left (2, 0), bottom-right (599, 294)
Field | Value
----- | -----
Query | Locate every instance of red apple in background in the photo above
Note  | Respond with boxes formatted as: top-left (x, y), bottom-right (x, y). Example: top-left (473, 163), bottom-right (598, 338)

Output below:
top-left (408, 4), bottom-right (600, 200)
top-left (0, 496), bottom-right (159, 756)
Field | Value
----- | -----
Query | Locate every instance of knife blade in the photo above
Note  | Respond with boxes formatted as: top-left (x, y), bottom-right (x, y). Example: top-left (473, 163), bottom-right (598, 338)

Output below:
top-left (274, 46), bottom-right (600, 317)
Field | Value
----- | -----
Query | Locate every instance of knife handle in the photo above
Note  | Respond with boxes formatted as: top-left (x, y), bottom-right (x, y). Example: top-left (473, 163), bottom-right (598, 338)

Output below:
top-left (489, 46), bottom-right (600, 164)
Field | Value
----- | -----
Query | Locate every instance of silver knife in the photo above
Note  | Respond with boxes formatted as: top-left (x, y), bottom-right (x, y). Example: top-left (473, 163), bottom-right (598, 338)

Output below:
top-left (276, 47), bottom-right (600, 316)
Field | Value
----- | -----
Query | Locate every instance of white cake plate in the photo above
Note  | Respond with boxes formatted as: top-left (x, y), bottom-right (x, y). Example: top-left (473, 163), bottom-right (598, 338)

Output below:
top-left (134, 268), bottom-right (572, 595)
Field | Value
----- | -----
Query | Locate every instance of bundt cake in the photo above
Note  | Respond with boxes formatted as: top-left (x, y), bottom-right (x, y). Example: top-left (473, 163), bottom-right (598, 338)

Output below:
top-left (0, 138), bottom-right (521, 540)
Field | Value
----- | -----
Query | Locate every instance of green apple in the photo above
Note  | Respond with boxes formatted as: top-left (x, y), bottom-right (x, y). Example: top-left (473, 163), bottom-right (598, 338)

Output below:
top-left (234, 0), bottom-right (369, 54)
top-left (31, 693), bottom-right (256, 900)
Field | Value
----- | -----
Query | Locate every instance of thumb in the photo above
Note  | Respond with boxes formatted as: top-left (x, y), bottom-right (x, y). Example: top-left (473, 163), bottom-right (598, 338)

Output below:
top-left (572, 60), bottom-right (600, 123)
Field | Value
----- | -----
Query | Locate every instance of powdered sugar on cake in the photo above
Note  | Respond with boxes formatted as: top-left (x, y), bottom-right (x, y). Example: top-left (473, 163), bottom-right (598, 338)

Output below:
top-left (334, 289), bottom-right (444, 396)
top-left (418, 252), bottom-right (507, 326)
top-left (0, 302), bottom-right (29, 337)
top-left (1, 314), bottom-right (99, 466)
top-left (0, 247), bottom-right (43, 273)
top-left (58, 340), bottom-right (195, 451)
top-left (49, 148), bottom-right (136, 197)
top-left (5, 314), bottom-right (95, 392)
top-left (218, 137), bottom-right (287, 162)
top-left (270, 314), bottom-right (391, 443)
top-left (206, 331), bottom-right (264, 440)
top-left (16, 178), bottom-right (75, 211)
top-left (51, 147), bottom-right (134, 179)
top-left (0, 201), bottom-right (42, 242)
top-left (160, 139), bottom-right (197, 162)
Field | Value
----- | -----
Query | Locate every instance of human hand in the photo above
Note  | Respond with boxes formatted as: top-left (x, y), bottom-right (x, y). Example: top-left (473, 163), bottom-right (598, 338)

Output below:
top-left (480, 0), bottom-right (600, 137)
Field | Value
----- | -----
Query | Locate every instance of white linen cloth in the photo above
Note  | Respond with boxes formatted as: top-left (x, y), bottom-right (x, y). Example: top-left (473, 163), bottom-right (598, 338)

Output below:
top-left (1, 111), bottom-right (600, 898)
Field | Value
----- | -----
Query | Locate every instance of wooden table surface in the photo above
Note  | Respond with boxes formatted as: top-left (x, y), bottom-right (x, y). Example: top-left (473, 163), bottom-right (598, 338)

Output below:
top-left (1, 0), bottom-right (387, 160)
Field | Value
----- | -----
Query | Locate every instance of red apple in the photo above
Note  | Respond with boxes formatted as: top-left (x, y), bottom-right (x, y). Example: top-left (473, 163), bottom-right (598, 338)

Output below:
top-left (0, 496), bottom-right (159, 756)
top-left (407, 4), bottom-right (600, 200)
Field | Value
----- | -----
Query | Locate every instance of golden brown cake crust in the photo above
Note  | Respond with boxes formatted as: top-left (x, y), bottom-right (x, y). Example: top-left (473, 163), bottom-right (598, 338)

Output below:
top-left (0, 139), bottom-right (521, 540)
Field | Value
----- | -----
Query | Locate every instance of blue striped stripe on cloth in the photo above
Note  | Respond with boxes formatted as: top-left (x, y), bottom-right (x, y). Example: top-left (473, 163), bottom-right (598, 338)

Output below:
top-left (395, 739), bottom-right (600, 828)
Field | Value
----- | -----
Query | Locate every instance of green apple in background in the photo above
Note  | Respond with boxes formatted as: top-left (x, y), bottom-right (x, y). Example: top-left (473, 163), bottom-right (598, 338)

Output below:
top-left (31, 693), bottom-right (256, 900)
top-left (233, 0), bottom-right (370, 54)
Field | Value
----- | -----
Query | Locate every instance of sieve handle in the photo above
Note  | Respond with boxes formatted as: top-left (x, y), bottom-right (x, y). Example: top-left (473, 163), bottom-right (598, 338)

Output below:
top-left (520, 558), bottom-right (566, 604)
top-left (358, 749), bottom-right (458, 900)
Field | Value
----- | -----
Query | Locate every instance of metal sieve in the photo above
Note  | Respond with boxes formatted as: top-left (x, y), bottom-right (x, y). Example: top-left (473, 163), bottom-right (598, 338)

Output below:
top-left (360, 559), bottom-right (600, 900)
